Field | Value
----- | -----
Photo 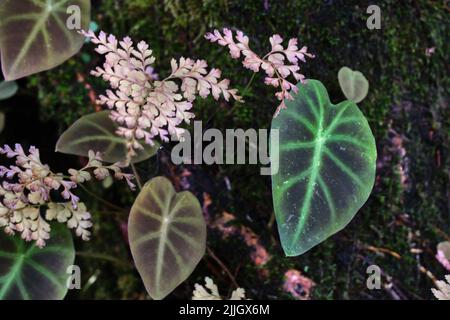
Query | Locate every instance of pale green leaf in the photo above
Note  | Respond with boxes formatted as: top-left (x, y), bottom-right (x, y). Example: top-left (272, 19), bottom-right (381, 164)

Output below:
top-left (338, 66), bottom-right (369, 103)
top-left (55, 111), bottom-right (159, 164)
top-left (128, 176), bottom-right (206, 300)
top-left (0, 81), bottom-right (18, 100)
top-left (0, 0), bottom-right (91, 80)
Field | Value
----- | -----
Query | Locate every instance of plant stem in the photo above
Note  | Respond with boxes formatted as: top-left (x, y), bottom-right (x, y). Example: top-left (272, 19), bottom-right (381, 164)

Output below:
top-left (97, 210), bottom-right (126, 217)
top-left (226, 73), bottom-right (257, 117)
top-left (206, 246), bottom-right (239, 288)
top-left (241, 72), bottom-right (257, 98)
top-left (131, 163), bottom-right (143, 190)
top-left (78, 183), bottom-right (124, 212)
top-left (76, 251), bottom-right (131, 268)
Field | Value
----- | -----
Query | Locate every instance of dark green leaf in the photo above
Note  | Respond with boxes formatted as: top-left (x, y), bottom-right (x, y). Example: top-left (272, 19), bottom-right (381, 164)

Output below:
top-left (271, 80), bottom-right (376, 256)
top-left (0, 223), bottom-right (75, 300)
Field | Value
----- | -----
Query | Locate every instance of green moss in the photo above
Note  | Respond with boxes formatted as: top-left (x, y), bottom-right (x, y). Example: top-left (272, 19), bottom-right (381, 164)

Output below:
top-left (23, 0), bottom-right (449, 299)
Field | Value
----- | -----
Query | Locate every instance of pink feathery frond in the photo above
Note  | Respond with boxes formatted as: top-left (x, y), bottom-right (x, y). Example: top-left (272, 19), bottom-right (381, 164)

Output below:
top-left (82, 30), bottom-right (242, 161)
top-left (205, 28), bottom-right (314, 116)
top-left (0, 144), bottom-right (134, 246)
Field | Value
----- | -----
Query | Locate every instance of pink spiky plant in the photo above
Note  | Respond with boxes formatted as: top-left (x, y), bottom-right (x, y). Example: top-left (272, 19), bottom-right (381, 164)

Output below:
top-left (205, 28), bottom-right (315, 116)
top-left (81, 30), bottom-right (242, 162)
top-left (0, 144), bottom-right (133, 247)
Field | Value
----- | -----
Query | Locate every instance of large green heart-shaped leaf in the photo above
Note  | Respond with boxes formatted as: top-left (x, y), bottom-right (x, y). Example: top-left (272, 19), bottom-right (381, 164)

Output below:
top-left (271, 79), bottom-right (376, 256)
top-left (338, 67), bottom-right (369, 103)
top-left (0, 81), bottom-right (18, 100)
top-left (128, 176), bottom-right (206, 300)
top-left (0, 0), bottom-right (91, 80)
top-left (0, 223), bottom-right (75, 300)
top-left (56, 111), bottom-right (159, 164)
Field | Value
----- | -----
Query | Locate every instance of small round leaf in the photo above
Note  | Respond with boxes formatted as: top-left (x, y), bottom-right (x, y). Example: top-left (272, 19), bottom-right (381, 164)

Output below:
top-left (128, 176), bottom-right (206, 300)
top-left (0, 81), bottom-right (18, 100)
top-left (338, 67), bottom-right (369, 103)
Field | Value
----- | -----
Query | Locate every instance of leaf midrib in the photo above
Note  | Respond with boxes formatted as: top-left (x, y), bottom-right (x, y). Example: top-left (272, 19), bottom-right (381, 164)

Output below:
top-left (0, 254), bottom-right (25, 299)
top-left (8, 0), bottom-right (71, 77)
top-left (154, 188), bottom-right (173, 298)
top-left (292, 116), bottom-right (324, 245)
top-left (290, 99), bottom-right (354, 245)
top-left (9, 4), bottom-right (50, 75)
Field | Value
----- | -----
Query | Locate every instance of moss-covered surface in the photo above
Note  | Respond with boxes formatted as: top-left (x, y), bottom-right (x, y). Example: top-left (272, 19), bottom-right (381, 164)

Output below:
top-left (1, 0), bottom-right (448, 299)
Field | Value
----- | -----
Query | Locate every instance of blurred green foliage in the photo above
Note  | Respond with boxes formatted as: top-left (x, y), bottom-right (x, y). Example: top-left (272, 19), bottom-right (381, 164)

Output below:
top-left (18, 0), bottom-right (449, 299)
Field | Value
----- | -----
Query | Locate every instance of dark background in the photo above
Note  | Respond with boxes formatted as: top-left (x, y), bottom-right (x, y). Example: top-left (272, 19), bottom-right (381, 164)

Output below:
top-left (0, 0), bottom-right (448, 299)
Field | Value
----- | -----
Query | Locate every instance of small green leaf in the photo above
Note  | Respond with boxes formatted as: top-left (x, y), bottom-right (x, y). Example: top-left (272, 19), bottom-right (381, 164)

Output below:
top-left (128, 176), bottom-right (206, 300)
top-left (338, 67), bottom-right (369, 103)
top-left (0, 0), bottom-right (91, 80)
top-left (0, 223), bottom-right (75, 300)
top-left (271, 80), bottom-right (376, 256)
top-left (0, 81), bottom-right (18, 100)
top-left (55, 111), bottom-right (159, 164)
top-left (102, 175), bottom-right (113, 189)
